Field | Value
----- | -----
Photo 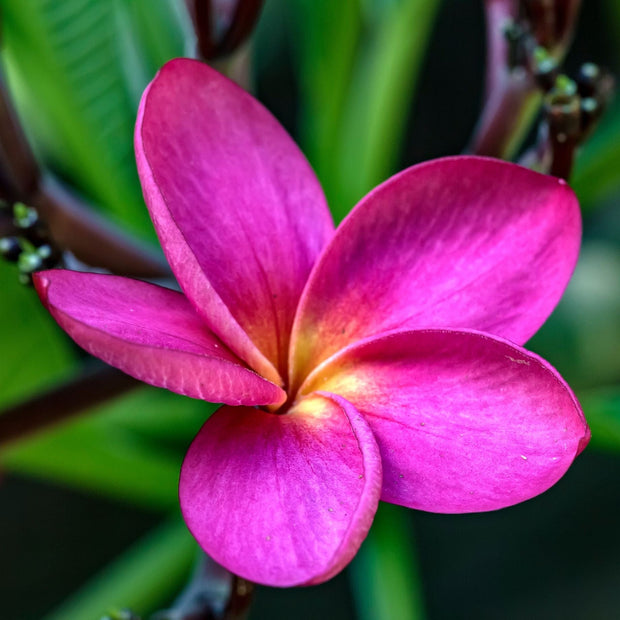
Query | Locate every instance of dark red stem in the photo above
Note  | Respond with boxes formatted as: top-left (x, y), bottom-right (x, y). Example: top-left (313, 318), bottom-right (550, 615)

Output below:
top-left (0, 365), bottom-right (139, 448)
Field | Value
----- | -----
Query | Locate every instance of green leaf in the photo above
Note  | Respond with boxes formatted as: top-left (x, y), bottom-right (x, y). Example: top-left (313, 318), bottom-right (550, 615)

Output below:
top-left (332, 0), bottom-right (440, 220)
top-left (112, 0), bottom-right (189, 108)
top-left (579, 388), bottom-right (620, 452)
top-left (125, 0), bottom-right (190, 75)
top-left (289, 0), bottom-right (363, 206)
top-left (0, 262), bottom-right (75, 409)
top-left (350, 503), bottom-right (426, 620)
top-left (528, 242), bottom-right (620, 390)
top-left (43, 519), bottom-right (196, 620)
top-left (571, 99), bottom-right (620, 210)
top-left (1, 0), bottom-right (156, 239)
top-left (0, 385), bottom-right (215, 510)
top-left (569, 2), bottom-right (620, 209)
top-left (603, 0), bottom-right (620, 66)
top-left (90, 386), bottom-right (217, 447)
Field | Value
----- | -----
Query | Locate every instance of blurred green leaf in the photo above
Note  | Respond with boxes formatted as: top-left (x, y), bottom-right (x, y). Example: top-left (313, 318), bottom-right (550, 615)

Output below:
top-left (1, 386), bottom-right (215, 509)
top-left (529, 242), bottom-right (620, 390)
top-left (332, 0), bottom-right (440, 220)
top-left (604, 0), bottom-right (620, 65)
top-left (350, 503), bottom-right (426, 620)
top-left (93, 385), bottom-right (217, 447)
top-left (113, 0), bottom-right (189, 107)
top-left (43, 519), bottom-right (195, 620)
top-left (579, 388), bottom-right (620, 452)
top-left (569, 2), bottom-right (620, 207)
top-left (572, 99), bottom-right (620, 210)
top-left (291, 0), bottom-right (363, 206)
top-left (0, 263), bottom-right (75, 408)
top-left (129, 0), bottom-right (190, 71)
top-left (0, 0), bottom-right (183, 240)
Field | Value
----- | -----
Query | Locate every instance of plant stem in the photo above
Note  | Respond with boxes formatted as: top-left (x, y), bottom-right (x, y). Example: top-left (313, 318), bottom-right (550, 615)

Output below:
top-left (484, 0), bottom-right (513, 99)
top-left (469, 68), bottom-right (541, 159)
top-left (31, 175), bottom-right (170, 279)
top-left (153, 553), bottom-right (254, 620)
top-left (0, 364), bottom-right (139, 448)
top-left (470, 1), bottom-right (541, 158)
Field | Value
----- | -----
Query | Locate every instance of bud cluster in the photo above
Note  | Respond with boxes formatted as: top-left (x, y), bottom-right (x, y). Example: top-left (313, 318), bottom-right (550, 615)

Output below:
top-left (0, 200), bottom-right (62, 284)
top-left (533, 62), bottom-right (614, 179)
top-left (496, 0), bottom-right (614, 178)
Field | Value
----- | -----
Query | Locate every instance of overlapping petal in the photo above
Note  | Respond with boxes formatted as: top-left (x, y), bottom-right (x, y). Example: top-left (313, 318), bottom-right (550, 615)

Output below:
top-left (301, 329), bottom-right (589, 513)
top-left (34, 270), bottom-right (285, 406)
top-left (290, 157), bottom-right (581, 387)
top-left (30, 47), bottom-right (590, 591)
top-left (135, 58), bottom-right (334, 383)
top-left (179, 392), bottom-right (382, 586)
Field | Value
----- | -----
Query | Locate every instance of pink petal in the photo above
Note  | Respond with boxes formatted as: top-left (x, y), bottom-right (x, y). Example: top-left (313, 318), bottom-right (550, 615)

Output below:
top-left (34, 270), bottom-right (285, 407)
top-left (290, 156), bottom-right (580, 387)
top-left (300, 329), bottom-right (589, 513)
top-left (179, 392), bottom-right (382, 586)
top-left (135, 58), bottom-right (334, 383)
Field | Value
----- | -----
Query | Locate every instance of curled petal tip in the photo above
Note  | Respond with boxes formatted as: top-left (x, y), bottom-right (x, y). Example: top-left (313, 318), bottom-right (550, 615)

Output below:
top-left (304, 328), bottom-right (588, 514)
top-left (32, 270), bottom-right (51, 303)
top-left (577, 426), bottom-right (591, 456)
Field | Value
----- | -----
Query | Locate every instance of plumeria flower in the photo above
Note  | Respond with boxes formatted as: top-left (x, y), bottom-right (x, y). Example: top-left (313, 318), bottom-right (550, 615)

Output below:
top-left (34, 58), bottom-right (589, 587)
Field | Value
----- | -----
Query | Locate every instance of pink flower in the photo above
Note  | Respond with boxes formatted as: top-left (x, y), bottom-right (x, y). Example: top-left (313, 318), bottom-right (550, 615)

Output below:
top-left (34, 58), bottom-right (589, 587)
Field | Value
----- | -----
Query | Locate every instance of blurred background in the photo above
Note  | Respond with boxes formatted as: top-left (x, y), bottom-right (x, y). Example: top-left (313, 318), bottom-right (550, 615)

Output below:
top-left (2, 0), bottom-right (620, 618)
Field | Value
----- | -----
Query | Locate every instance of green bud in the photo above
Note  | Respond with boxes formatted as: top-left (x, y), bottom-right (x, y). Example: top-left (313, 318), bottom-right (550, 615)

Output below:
top-left (12, 202), bottom-right (38, 228)
top-left (533, 46), bottom-right (550, 64)
top-left (554, 74), bottom-right (577, 97)
top-left (17, 251), bottom-right (43, 273)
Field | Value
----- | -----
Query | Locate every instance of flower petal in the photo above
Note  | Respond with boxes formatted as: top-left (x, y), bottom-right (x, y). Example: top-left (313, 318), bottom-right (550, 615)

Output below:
top-left (179, 392), bottom-right (382, 586)
top-left (290, 156), bottom-right (580, 387)
top-left (301, 329), bottom-right (589, 513)
top-left (34, 270), bottom-right (285, 406)
top-left (135, 58), bottom-right (334, 383)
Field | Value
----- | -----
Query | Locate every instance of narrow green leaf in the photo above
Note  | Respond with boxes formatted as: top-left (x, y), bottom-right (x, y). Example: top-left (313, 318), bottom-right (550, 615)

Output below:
top-left (290, 0), bottom-right (363, 205)
top-left (1, 420), bottom-right (180, 509)
top-left (91, 386), bottom-right (217, 446)
top-left (333, 0), bottom-right (440, 220)
top-left (112, 0), bottom-right (189, 108)
top-left (350, 503), bottom-right (426, 620)
top-left (43, 519), bottom-right (196, 620)
top-left (1, 0), bottom-right (152, 238)
top-left (1, 381), bottom-right (216, 508)
top-left (124, 0), bottom-right (190, 75)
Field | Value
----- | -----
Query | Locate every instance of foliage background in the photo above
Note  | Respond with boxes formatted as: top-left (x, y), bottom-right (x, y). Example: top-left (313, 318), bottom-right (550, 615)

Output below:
top-left (2, 0), bottom-right (620, 618)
